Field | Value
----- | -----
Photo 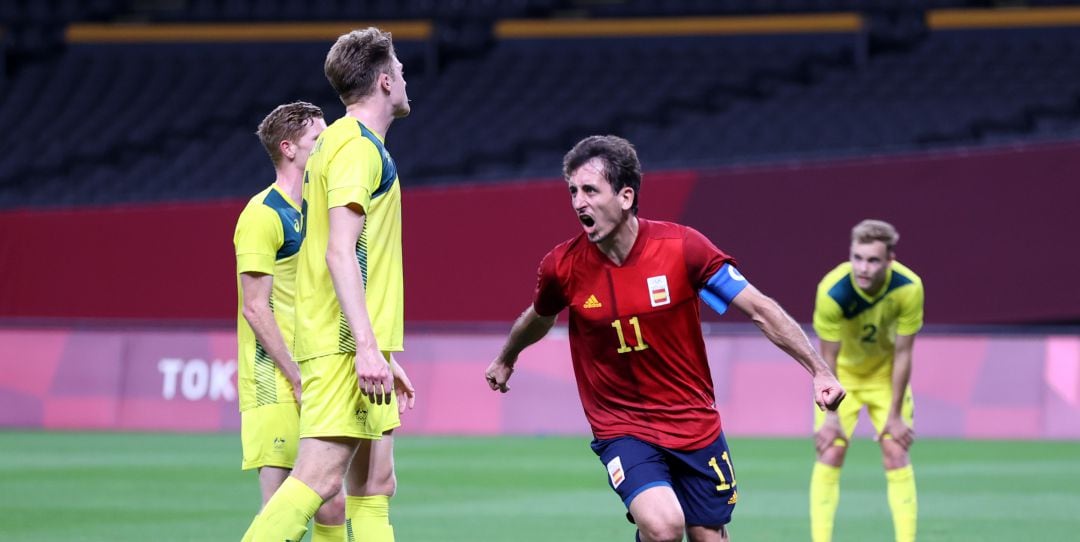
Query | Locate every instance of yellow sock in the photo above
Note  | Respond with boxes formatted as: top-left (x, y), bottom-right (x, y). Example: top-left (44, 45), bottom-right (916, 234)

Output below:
top-left (247, 477), bottom-right (322, 542)
top-left (886, 465), bottom-right (917, 542)
top-left (312, 522), bottom-right (346, 542)
top-left (345, 495), bottom-right (394, 542)
top-left (810, 462), bottom-right (842, 542)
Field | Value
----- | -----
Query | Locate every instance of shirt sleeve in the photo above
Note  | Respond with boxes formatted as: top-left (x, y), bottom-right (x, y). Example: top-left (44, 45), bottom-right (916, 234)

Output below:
top-left (532, 250), bottom-right (568, 317)
top-left (896, 281), bottom-right (925, 336)
top-left (327, 137), bottom-right (381, 212)
top-left (234, 205), bottom-right (281, 275)
top-left (812, 285), bottom-right (843, 342)
top-left (682, 226), bottom-right (736, 289)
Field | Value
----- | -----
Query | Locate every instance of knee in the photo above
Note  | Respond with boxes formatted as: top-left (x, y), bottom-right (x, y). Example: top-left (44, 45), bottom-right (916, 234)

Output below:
top-left (880, 440), bottom-right (909, 470)
top-left (639, 521), bottom-right (685, 542)
top-left (316, 489), bottom-right (347, 524)
top-left (882, 450), bottom-right (909, 470)
top-left (819, 445), bottom-right (847, 467)
top-left (375, 471), bottom-right (397, 497)
top-left (352, 470), bottom-right (396, 497)
top-left (308, 475), bottom-right (345, 502)
top-left (637, 510), bottom-right (685, 542)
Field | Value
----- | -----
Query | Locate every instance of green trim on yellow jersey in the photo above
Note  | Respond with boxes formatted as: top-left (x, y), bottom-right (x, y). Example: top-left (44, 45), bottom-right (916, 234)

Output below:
top-left (813, 261), bottom-right (924, 380)
top-left (295, 116), bottom-right (405, 361)
top-left (234, 184), bottom-right (302, 411)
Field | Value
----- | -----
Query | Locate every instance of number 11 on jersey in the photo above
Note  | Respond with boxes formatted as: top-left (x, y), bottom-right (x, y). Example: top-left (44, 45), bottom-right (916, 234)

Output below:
top-left (612, 317), bottom-right (649, 354)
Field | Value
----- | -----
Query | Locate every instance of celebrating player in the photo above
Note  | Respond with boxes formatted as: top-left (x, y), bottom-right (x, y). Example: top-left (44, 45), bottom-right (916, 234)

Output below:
top-left (485, 135), bottom-right (845, 542)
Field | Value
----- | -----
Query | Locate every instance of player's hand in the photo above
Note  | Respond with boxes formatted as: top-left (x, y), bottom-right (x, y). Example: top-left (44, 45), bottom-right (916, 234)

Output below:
top-left (281, 361), bottom-right (303, 406)
top-left (877, 416), bottom-right (915, 450)
top-left (485, 358), bottom-right (514, 393)
top-left (815, 414), bottom-right (847, 454)
top-left (289, 376), bottom-right (303, 406)
top-left (356, 349), bottom-right (393, 406)
top-left (390, 356), bottom-right (416, 414)
top-left (813, 372), bottom-right (846, 411)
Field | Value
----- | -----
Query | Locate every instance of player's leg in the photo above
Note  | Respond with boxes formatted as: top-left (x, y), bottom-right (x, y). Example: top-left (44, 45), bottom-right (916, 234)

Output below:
top-left (244, 437), bottom-right (353, 541)
top-left (868, 385), bottom-right (916, 542)
top-left (667, 432), bottom-right (737, 542)
top-left (343, 430), bottom-right (397, 541)
top-left (240, 402), bottom-right (303, 540)
top-left (628, 486), bottom-right (685, 542)
top-left (312, 487), bottom-right (347, 542)
top-left (259, 467), bottom-right (291, 505)
top-left (591, 436), bottom-right (684, 542)
top-left (810, 386), bottom-right (863, 542)
top-left (245, 352), bottom-right (371, 541)
top-left (342, 357), bottom-right (402, 542)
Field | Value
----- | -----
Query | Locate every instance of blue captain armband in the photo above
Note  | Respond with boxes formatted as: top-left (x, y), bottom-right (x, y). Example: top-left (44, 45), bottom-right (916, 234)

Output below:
top-left (699, 263), bottom-right (749, 315)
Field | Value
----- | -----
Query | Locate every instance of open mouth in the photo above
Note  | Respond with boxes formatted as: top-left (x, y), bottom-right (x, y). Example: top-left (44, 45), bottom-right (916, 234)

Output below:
top-left (579, 215), bottom-right (595, 228)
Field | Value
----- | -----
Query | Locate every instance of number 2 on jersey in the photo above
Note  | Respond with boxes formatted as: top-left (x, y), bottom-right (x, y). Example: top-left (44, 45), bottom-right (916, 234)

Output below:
top-left (708, 451), bottom-right (737, 491)
top-left (611, 317), bottom-right (649, 354)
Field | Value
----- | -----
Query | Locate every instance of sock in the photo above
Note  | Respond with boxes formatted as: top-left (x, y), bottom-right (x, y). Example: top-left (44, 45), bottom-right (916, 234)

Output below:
top-left (312, 522), bottom-right (346, 542)
top-left (810, 462), bottom-right (842, 542)
top-left (247, 477), bottom-right (322, 542)
top-left (346, 495), bottom-right (394, 542)
top-left (886, 465), bottom-right (917, 542)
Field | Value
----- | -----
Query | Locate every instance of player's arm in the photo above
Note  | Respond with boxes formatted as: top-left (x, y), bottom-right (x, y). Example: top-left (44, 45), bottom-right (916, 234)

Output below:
top-left (326, 204), bottom-right (392, 403)
top-left (485, 306), bottom-right (557, 393)
top-left (815, 338), bottom-right (846, 453)
top-left (240, 272), bottom-right (302, 403)
top-left (730, 285), bottom-right (845, 411)
top-left (881, 333), bottom-right (916, 449)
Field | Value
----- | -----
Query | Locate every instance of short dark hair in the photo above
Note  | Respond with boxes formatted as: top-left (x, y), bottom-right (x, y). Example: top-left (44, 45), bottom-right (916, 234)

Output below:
top-left (563, 135), bottom-right (641, 214)
top-left (324, 27), bottom-right (396, 106)
top-left (256, 101), bottom-right (324, 166)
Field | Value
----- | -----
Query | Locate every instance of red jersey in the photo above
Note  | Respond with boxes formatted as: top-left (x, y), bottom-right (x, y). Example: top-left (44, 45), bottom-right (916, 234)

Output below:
top-left (533, 219), bottom-right (735, 450)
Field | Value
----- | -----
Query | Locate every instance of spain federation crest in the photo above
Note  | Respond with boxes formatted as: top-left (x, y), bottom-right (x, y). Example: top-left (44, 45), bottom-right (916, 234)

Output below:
top-left (647, 275), bottom-right (670, 307)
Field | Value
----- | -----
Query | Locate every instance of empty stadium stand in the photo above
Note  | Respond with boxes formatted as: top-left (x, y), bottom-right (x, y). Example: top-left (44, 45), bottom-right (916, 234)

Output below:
top-left (1, 3), bottom-right (1079, 207)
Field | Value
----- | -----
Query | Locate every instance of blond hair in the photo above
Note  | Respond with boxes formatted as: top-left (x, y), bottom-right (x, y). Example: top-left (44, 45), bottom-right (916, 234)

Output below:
top-left (256, 101), bottom-right (323, 166)
top-left (324, 27), bottom-right (396, 106)
top-left (851, 219), bottom-right (899, 252)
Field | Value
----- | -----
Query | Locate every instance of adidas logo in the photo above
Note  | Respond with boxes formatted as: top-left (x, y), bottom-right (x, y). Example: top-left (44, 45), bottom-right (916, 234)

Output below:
top-left (727, 490), bottom-right (738, 505)
top-left (583, 295), bottom-right (602, 309)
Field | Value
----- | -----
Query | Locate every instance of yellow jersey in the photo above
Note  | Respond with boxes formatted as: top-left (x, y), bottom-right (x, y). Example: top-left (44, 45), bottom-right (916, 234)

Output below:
top-left (234, 184), bottom-right (303, 411)
top-left (294, 116), bottom-right (404, 360)
top-left (812, 261), bottom-right (924, 381)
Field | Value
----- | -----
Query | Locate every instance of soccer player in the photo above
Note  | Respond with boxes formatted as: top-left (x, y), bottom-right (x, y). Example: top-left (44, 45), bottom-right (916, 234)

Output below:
top-left (234, 101), bottom-right (345, 541)
top-left (809, 219), bottom-right (923, 542)
top-left (242, 28), bottom-right (415, 542)
top-left (485, 135), bottom-right (846, 542)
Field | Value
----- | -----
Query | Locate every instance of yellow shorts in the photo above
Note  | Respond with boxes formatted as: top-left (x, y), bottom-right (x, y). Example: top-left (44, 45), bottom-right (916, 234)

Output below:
top-left (298, 352), bottom-right (401, 440)
top-left (814, 378), bottom-right (914, 445)
top-left (240, 401), bottom-right (300, 470)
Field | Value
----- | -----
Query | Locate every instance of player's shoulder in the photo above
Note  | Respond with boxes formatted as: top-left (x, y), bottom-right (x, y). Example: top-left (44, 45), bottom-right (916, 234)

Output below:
top-left (889, 260), bottom-right (923, 288)
top-left (546, 232), bottom-right (587, 262)
top-left (818, 262), bottom-right (851, 288)
top-left (238, 185), bottom-right (276, 219)
top-left (816, 262), bottom-right (853, 305)
top-left (320, 117), bottom-right (378, 154)
top-left (641, 218), bottom-right (693, 240)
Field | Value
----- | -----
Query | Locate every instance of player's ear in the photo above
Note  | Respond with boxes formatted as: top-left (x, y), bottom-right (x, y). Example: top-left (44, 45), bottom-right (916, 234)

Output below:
top-left (620, 187), bottom-right (635, 211)
top-left (279, 139), bottom-right (294, 160)
top-left (380, 71), bottom-right (393, 93)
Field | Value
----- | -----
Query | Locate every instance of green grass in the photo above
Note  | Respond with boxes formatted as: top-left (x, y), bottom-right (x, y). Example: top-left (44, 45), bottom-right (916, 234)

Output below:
top-left (1, 432), bottom-right (1078, 541)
